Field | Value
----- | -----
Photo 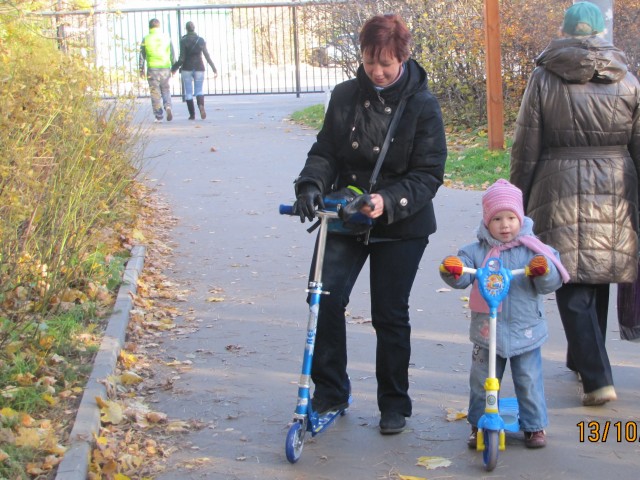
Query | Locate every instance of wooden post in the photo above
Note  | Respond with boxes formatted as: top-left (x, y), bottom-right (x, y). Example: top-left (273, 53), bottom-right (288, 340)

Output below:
top-left (484, 0), bottom-right (504, 150)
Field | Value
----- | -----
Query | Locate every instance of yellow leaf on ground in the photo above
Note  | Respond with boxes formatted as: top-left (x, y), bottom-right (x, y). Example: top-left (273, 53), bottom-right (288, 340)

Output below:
top-left (97, 399), bottom-right (124, 425)
top-left (445, 407), bottom-right (468, 422)
top-left (120, 371), bottom-right (144, 385)
top-left (119, 351), bottom-right (138, 369)
top-left (15, 427), bottom-right (40, 448)
top-left (206, 296), bottom-right (225, 302)
top-left (131, 229), bottom-right (146, 241)
top-left (399, 475), bottom-right (427, 480)
top-left (166, 420), bottom-right (191, 432)
top-left (0, 407), bottom-right (18, 418)
top-left (0, 449), bottom-right (9, 462)
top-left (416, 456), bottom-right (452, 469)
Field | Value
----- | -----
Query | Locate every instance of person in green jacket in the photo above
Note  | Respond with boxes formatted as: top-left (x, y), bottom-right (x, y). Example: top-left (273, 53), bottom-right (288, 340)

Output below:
top-left (139, 18), bottom-right (175, 122)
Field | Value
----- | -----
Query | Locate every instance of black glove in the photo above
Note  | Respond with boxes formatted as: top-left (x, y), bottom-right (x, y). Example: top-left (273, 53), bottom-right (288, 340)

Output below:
top-left (295, 183), bottom-right (324, 222)
top-left (340, 193), bottom-right (375, 219)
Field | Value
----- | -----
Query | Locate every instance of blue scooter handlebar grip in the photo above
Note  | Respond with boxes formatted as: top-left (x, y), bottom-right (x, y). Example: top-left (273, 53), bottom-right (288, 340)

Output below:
top-left (279, 204), bottom-right (295, 215)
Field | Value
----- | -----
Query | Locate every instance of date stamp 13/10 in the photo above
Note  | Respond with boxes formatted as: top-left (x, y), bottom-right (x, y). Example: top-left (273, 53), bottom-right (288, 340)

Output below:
top-left (577, 421), bottom-right (640, 442)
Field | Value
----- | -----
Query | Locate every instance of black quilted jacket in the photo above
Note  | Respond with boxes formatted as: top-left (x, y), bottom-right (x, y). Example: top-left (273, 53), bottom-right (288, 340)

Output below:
top-left (295, 59), bottom-right (447, 239)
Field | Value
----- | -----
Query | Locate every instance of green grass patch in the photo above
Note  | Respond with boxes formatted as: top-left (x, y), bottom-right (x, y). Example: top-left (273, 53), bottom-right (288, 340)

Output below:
top-left (290, 104), bottom-right (325, 130)
top-left (446, 137), bottom-right (512, 189)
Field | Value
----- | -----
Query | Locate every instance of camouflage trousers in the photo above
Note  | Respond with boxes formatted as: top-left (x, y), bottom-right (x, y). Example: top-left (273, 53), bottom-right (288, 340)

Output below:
top-left (146, 68), bottom-right (172, 120)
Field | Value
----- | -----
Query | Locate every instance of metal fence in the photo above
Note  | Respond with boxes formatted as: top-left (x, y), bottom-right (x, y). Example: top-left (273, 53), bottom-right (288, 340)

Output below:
top-left (38, 1), bottom-right (359, 99)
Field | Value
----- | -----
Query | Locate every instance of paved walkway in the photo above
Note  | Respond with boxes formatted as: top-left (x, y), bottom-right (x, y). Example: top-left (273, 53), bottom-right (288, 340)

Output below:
top-left (135, 94), bottom-right (640, 479)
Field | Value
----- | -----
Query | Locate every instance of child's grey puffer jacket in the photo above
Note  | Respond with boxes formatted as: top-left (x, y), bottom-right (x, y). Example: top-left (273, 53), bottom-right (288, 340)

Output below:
top-left (440, 217), bottom-right (563, 358)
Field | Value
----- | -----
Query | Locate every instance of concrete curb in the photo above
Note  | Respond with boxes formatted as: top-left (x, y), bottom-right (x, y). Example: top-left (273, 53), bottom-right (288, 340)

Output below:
top-left (55, 245), bottom-right (146, 480)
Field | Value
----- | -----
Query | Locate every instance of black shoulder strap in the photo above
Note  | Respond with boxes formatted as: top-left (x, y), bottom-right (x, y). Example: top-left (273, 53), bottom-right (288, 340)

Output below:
top-left (369, 98), bottom-right (407, 190)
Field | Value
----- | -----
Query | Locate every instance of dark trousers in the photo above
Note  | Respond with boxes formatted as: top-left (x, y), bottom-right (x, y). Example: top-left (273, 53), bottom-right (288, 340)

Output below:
top-left (309, 233), bottom-right (428, 416)
top-left (555, 283), bottom-right (613, 393)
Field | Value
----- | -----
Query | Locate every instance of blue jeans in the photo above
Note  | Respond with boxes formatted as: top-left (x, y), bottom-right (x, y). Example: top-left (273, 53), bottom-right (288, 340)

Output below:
top-left (468, 344), bottom-right (548, 432)
top-left (309, 233), bottom-right (428, 416)
top-left (181, 70), bottom-right (205, 100)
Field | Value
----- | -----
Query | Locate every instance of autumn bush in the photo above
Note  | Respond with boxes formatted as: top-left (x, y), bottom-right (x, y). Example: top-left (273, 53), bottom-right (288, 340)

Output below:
top-left (306, 0), bottom-right (640, 127)
top-left (0, 5), bottom-right (145, 478)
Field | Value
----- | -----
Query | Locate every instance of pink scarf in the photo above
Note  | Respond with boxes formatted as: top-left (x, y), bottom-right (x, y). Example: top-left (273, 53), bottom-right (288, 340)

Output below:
top-left (469, 236), bottom-right (571, 313)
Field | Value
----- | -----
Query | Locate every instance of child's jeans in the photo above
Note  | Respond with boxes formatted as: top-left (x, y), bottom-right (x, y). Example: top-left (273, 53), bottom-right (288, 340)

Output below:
top-left (468, 344), bottom-right (548, 432)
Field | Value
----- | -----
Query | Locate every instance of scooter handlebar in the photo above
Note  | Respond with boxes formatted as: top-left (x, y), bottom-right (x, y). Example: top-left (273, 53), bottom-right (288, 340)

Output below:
top-left (462, 266), bottom-right (526, 276)
top-left (279, 204), bottom-right (295, 215)
top-left (279, 203), bottom-right (370, 224)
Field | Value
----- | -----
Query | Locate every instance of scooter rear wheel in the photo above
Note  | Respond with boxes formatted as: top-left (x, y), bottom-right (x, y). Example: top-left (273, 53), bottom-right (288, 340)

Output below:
top-left (482, 429), bottom-right (499, 471)
top-left (285, 420), bottom-right (305, 463)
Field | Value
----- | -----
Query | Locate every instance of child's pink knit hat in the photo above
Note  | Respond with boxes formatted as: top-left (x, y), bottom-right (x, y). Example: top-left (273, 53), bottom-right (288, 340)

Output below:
top-left (482, 179), bottom-right (524, 226)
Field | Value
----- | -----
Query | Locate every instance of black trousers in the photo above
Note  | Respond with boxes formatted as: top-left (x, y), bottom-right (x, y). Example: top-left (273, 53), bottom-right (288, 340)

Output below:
top-left (309, 233), bottom-right (428, 416)
top-left (555, 283), bottom-right (613, 393)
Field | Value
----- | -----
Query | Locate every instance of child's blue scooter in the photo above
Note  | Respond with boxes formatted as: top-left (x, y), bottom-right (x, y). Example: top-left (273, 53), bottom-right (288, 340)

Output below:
top-left (461, 257), bottom-right (524, 471)
top-left (279, 199), bottom-right (372, 463)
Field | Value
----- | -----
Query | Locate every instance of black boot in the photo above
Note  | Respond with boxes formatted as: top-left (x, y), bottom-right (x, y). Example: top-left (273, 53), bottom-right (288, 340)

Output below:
top-left (196, 95), bottom-right (206, 119)
top-left (186, 99), bottom-right (195, 120)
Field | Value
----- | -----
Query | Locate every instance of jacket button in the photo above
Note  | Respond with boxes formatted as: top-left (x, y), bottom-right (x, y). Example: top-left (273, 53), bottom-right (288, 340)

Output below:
top-left (373, 146), bottom-right (380, 153)
top-left (384, 106), bottom-right (392, 114)
top-left (400, 198), bottom-right (408, 206)
top-left (351, 174), bottom-right (357, 181)
top-left (364, 100), bottom-right (370, 108)
top-left (352, 141), bottom-right (359, 149)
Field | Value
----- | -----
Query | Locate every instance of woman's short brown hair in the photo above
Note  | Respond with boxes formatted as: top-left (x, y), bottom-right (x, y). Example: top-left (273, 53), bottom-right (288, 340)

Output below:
top-left (359, 14), bottom-right (412, 63)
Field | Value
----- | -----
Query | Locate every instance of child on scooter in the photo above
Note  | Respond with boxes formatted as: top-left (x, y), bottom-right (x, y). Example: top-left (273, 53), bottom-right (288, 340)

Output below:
top-left (439, 179), bottom-right (570, 449)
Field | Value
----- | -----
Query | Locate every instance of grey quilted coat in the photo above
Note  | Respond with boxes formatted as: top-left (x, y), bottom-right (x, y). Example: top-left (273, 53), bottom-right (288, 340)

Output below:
top-left (510, 36), bottom-right (640, 284)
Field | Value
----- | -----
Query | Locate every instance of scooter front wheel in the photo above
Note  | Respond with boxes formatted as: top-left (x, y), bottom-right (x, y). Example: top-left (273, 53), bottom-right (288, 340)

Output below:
top-left (285, 420), bottom-right (306, 463)
top-left (482, 429), bottom-right (499, 471)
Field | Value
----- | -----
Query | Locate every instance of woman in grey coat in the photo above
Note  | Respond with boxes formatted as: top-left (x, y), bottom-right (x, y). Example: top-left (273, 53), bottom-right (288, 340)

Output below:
top-left (510, 2), bottom-right (640, 406)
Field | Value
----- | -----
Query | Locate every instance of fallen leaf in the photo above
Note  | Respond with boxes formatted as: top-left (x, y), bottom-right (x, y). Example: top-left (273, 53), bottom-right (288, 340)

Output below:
top-left (398, 476), bottom-right (427, 480)
top-left (445, 407), bottom-right (468, 422)
top-left (416, 456), bottom-right (452, 469)
top-left (436, 287), bottom-right (451, 292)
top-left (96, 398), bottom-right (124, 425)
top-left (120, 371), bottom-right (144, 385)
top-left (15, 427), bottom-right (40, 448)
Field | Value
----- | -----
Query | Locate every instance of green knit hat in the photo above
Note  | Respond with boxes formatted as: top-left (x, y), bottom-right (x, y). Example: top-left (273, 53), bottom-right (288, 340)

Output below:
top-left (562, 2), bottom-right (605, 36)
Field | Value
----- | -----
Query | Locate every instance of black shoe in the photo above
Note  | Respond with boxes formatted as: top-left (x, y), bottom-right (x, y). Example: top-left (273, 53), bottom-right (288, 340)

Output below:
top-left (311, 397), bottom-right (349, 415)
top-left (468, 426), bottom-right (478, 449)
top-left (379, 412), bottom-right (406, 435)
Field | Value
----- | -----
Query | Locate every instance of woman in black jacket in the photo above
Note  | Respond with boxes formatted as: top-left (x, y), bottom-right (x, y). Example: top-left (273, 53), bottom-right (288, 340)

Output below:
top-left (293, 14), bottom-right (447, 434)
top-left (171, 21), bottom-right (218, 120)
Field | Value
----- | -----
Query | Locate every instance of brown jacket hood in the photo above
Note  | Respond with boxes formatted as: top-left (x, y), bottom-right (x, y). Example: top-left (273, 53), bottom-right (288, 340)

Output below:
top-left (535, 36), bottom-right (628, 84)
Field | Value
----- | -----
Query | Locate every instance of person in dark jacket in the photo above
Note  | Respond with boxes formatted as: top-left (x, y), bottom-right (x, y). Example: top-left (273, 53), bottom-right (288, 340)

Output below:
top-left (510, 2), bottom-right (640, 406)
top-left (293, 14), bottom-right (447, 434)
top-left (171, 21), bottom-right (218, 120)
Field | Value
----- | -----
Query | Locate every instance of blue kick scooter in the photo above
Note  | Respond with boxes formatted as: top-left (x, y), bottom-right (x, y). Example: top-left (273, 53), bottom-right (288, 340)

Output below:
top-left (461, 257), bottom-right (524, 471)
top-left (279, 199), bottom-right (372, 463)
